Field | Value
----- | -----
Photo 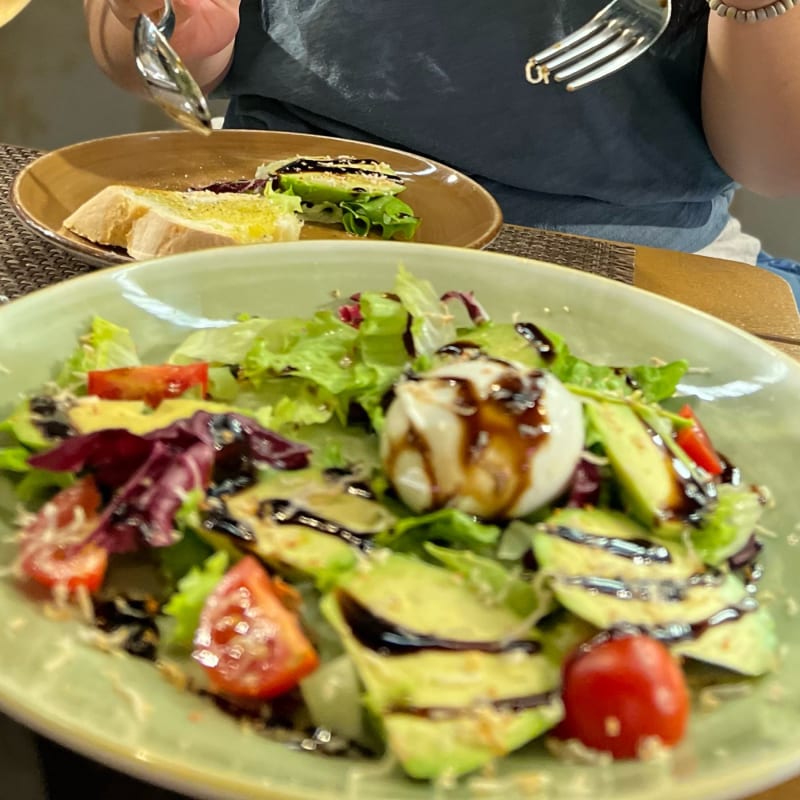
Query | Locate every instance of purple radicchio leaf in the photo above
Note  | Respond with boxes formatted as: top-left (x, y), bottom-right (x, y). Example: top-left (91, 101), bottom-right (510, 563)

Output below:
top-left (190, 178), bottom-right (272, 195)
top-left (28, 412), bottom-right (311, 554)
top-left (337, 293), bottom-right (364, 328)
top-left (90, 438), bottom-right (214, 551)
top-left (565, 459), bottom-right (602, 508)
top-left (440, 290), bottom-right (491, 326)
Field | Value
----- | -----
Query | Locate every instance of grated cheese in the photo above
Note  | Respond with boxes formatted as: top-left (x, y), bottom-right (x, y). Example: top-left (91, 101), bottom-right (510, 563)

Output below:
top-left (468, 770), bottom-right (550, 797)
top-left (786, 596), bottom-right (799, 617)
top-left (43, 637), bottom-right (76, 673)
top-left (545, 736), bottom-right (613, 766)
top-left (766, 682), bottom-right (787, 703)
top-left (77, 626), bottom-right (130, 655)
top-left (636, 736), bottom-right (670, 763)
top-left (697, 682), bottom-right (753, 712)
top-left (580, 449), bottom-right (610, 467)
top-left (41, 603), bottom-right (75, 622)
top-left (156, 659), bottom-right (191, 692)
top-left (74, 584), bottom-right (95, 625)
top-left (105, 670), bottom-right (153, 722)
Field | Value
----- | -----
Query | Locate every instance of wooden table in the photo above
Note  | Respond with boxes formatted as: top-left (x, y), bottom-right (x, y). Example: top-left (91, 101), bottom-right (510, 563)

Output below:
top-left (634, 245), bottom-right (800, 361)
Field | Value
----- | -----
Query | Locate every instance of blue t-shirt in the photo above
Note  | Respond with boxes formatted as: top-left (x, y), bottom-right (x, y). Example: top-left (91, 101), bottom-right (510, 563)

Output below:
top-left (220, 0), bottom-right (734, 251)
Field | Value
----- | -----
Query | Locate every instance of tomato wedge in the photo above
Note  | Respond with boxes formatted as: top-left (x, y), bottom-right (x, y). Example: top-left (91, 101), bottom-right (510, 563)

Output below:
top-left (193, 556), bottom-right (319, 699)
top-left (558, 634), bottom-right (689, 759)
top-left (675, 403), bottom-right (724, 476)
top-left (20, 477), bottom-right (107, 593)
top-left (87, 363), bottom-right (209, 408)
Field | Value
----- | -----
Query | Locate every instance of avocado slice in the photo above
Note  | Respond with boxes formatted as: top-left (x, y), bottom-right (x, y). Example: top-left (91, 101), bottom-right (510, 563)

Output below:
top-left (67, 397), bottom-right (238, 436)
top-left (690, 483), bottom-right (765, 565)
top-left (258, 156), bottom-right (406, 205)
top-left (323, 553), bottom-right (562, 779)
top-left (1, 399), bottom-right (54, 450)
top-left (531, 507), bottom-right (778, 675)
top-left (208, 468), bottom-right (396, 585)
top-left (586, 401), bottom-right (691, 534)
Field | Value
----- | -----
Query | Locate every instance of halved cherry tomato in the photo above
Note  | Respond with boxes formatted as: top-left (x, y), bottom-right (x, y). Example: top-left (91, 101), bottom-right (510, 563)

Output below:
top-left (87, 363), bottom-right (209, 408)
top-left (20, 476), bottom-right (107, 593)
top-left (558, 635), bottom-right (689, 759)
top-left (675, 403), bottom-right (724, 476)
top-left (193, 556), bottom-right (319, 699)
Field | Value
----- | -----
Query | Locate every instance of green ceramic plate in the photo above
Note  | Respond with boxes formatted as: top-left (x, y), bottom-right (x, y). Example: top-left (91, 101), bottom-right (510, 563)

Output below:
top-left (1, 241), bottom-right (799, 800)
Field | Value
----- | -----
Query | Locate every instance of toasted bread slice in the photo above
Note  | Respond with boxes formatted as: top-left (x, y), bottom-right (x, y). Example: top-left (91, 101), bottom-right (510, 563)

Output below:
top-left (63, 185), bottom-right (303, 260)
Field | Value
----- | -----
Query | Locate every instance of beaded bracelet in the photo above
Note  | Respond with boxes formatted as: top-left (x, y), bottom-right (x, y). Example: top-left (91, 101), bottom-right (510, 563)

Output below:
top-left (708, 0), bottom-right (798, 22)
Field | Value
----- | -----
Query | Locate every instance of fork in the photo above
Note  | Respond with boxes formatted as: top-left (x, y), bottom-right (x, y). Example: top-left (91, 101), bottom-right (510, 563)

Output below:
top-left (525, 0), bottom-right (672, 92)
top-left (133, 0), bottom-right (213, 134)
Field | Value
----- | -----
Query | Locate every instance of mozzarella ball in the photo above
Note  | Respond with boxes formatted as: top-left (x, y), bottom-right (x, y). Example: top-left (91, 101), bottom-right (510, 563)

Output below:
top-left (380, 357), bottom-right (584, 519)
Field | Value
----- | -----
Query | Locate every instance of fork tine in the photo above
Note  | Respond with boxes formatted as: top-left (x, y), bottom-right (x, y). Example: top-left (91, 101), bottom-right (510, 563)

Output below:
top-left (538, 20), bottom-right (624, 72)
top-left (564, 37), bottom-right (654, 91)
top-left (553, 30), bottom-right (642, 82)
top-left (531, 16), bottom-right (609, 64)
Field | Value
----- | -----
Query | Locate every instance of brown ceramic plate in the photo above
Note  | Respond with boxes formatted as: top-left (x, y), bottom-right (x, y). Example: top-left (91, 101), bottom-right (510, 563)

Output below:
top-left (10, 130), bottom-right (503, 266)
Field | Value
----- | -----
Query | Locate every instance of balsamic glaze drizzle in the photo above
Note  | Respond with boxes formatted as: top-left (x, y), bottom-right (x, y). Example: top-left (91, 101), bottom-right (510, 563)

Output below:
top-left (558, 571), bottom-right (725, 603)
top-left (258, 499), bottom-right (376, 552)
top-left (581, 596), bottom-right (760, 651)
top-left (272, 157), bottom-right (404, 185)
top-left (389, 690), bottom-right (560, 719)
top-left (541, 524), bottom-right (672, 564)
top-left (338, 591), bottom-right (541, 656)
top-left (514, 322), bottom-right (557, 363)
top-left (93, 595), bottom-right (161, 661)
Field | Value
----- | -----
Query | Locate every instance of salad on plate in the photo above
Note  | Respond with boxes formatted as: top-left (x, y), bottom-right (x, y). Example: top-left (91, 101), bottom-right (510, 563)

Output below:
top-left (0, 266), bottom-right (778, 782)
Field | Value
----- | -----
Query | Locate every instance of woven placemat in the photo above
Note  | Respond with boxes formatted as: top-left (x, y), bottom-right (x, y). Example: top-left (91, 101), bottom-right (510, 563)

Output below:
top-left (0, 144), bottom-right (98, 303)
top-left (0, 143), bottom-right (635, 302)
top-left (487, 224), bottom-right (635, 285)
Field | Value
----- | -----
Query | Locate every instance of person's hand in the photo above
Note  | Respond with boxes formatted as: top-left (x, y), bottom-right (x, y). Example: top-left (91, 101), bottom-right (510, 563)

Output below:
top-left (105, 0), bottom-right (240, 61)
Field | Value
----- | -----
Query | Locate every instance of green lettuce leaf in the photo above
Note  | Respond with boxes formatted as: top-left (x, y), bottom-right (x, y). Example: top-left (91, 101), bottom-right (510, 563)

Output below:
top-left (340, 195), bottom-right (420, 240)
top-left (56, 317), bottom-right (140, 393)
top-left (14, 470), bottom-right (74, 505)
top-left (691, 484), bottom-right (765, 565)
top-left (393, 264), bottom-right (457, 361)
top-left (375, 508), bottom-right (500, 556)
top-left (168, 318), bottom-right (279, 366)
top-left (0, 400), bottom-right (50, 451)
top-left (162, 550), bottom-right (230, 648)
top-left (424, 542), bottom-right (542, 617)
top-left (439, 321), bottom-right (687, 403)
top-left (158, 527), bottom-right (215, 588)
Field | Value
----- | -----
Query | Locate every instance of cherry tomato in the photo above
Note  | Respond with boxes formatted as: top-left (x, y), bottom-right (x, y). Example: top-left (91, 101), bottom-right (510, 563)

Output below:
top-left (87, 363), bottom-right (209, 408)
top-left (675, 404), bottom-right (724, 476)
top-left (558, 634), bottom-right (689, 759)
top-left (20, 477), bottom-right (107, 593)
top-left (193, 556), bottom-right (319, 699)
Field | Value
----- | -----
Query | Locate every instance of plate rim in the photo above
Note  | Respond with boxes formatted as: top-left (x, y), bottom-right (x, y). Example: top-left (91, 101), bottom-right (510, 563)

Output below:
top-left (8, 129), bottom-right (504, 265)
top-left (0, 239), bottom-right (798, 800)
